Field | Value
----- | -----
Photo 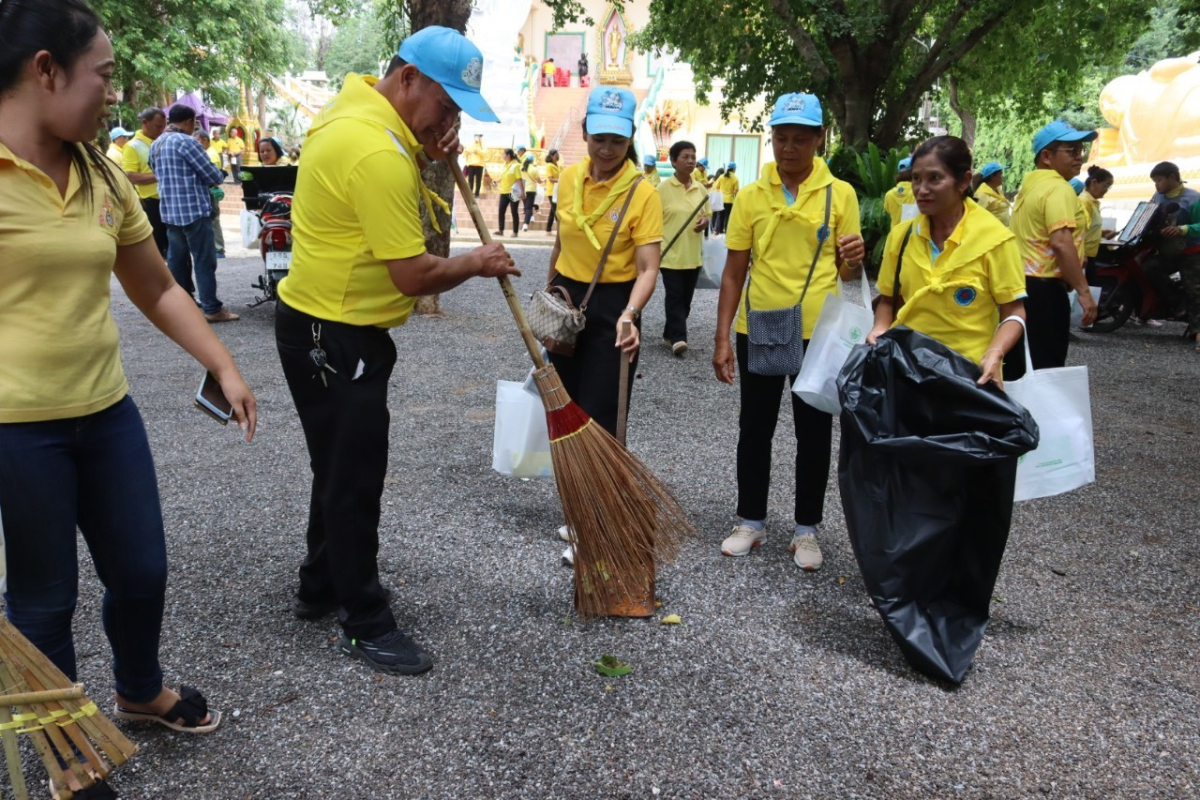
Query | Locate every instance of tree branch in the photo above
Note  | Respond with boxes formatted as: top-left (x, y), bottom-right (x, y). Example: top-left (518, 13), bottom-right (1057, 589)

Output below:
top-left (766, 0), bottom-right (832, 84)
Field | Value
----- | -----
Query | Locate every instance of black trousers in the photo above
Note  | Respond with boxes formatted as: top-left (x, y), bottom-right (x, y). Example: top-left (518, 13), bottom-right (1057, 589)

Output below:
top-left (523, 190), bottom-right (537, 226)
top-left (713, 204), bottom-right (732, 235)
top-left (661, 266), bottom-right (702, 344)
top-left (465, 165), bottom-right (483, 196)
top-left (275, 300), bottom-right (398, 639)
top-left (498, 195), bottom-right (519, 234)
top-left (141, 197), bottom-right (169, 257)
top-left (546, 276), bottom-right (638, 438)
top-left (1003, 276), bottom-right (1069, 382)
top-left (546, 200), bottom-right (558, 232)
top-left (735, 334), bottom-right (831, 526)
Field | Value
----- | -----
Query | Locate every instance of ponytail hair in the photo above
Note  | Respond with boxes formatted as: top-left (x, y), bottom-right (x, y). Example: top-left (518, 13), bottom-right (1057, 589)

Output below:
top-left (1085, 164), bottom-right (1113, 188)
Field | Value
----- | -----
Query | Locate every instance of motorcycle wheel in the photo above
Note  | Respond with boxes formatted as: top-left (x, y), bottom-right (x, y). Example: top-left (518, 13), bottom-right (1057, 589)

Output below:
top-left (1089, 281), bottom-right (1138, 333)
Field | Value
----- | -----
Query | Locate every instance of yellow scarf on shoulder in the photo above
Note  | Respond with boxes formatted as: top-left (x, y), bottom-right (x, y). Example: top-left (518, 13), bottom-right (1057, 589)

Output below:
top-left (757, 162), bottom-right (826, 253)
top-left (572, 157), bottom-right (641, 249)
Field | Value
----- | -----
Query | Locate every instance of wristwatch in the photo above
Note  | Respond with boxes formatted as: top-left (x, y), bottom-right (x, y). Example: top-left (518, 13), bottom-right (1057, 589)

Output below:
top-left (621, 306), bottom-right (640, 320)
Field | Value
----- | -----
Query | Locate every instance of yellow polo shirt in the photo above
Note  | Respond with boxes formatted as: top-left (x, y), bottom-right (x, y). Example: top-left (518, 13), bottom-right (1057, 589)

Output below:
top-left (645, 168), bottom-right (661, 187)
top-left (0, 143), bottom-right (153, 422)
top-left (545, 161), bottom-right (561, 195)
top-left (121, 130), bottom-right (158, 200)
top-left (498, 160), bottom-right (521, 194)
top-left (693, 165), bottom-right (708, 185)
top-left (212, 138), bottom-right (227, 155)
top-left (728, 159), bottom-right (861, 339)
top-left (105, 143), bottom-right (123, 164)
top-left (975, 182), bottom-right (1011, 226)
top-left (205, 146), bottom-right (221, 168)
top-left (657, 174), bottom-right (710, 270)
top-left (227, 136), bottom-right (245, 156)
top-left (876, 200), bottom-right (1027, 363)
top-left (465, 142), bottom-right (486, 168)
top-left (1011, 169), bottom-right (1087, 278)
top-left (555, 160), bottom-right (664, 283)
top-left (1078, 190), bottom-right (1103, 257)
top-left (717, 172), bottom-right (739, 204)
top-left (884, 181), bottom-right (918, 227)
top-left (279, 73), bottom-right (426, 328)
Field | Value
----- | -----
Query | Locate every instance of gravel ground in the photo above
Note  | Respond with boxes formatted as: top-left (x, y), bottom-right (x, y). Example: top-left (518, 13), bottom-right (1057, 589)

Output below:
top-left (10, 245), bottom-right (1199, 799)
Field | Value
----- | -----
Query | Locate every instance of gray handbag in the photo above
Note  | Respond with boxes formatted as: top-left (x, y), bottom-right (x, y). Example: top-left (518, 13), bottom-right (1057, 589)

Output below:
top-left (528, 177), bottom-right (643, 356)
top-left (745, 184), bottom-right (832, 376)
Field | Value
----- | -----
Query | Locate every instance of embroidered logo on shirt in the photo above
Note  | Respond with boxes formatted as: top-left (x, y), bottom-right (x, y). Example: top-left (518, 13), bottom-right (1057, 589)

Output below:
top-left (462, 57), bottom-right (483, 89)
top-left (609, 210), bottom-right (620, 222)
top-left (98, 194), bottom-right (116, 231)
top-left (954, 287), bottom-right (977, 306)
top-left (600, 91), bottom-right (624, 112)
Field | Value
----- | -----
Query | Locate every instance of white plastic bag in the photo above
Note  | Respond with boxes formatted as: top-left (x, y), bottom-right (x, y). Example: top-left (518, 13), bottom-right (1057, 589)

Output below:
top-left (1068, 286), bottom-right (1102, 330)
top-left (240, 208), bottom-right (261, 249)
top-left (793, 273), bottom-right (875, 414)
top-left (1004, 317), bottom-right (1095, 501)
top-left (535, 184), bottom-right (547, 205)
top-left (708, 190), bottom-right (724, 212)
top-left (492, 380), bottom-right (553, 478)
top-left (698, 237), bottom-right (727, 289)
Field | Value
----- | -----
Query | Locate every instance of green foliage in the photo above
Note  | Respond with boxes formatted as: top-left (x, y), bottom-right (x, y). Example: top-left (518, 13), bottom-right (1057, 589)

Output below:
top-left (831, 144), bottom-right (906, 270)
top-left (324, 6), bottom-right (388, 88)
top-left (854, 144), bottom-right (902, 200)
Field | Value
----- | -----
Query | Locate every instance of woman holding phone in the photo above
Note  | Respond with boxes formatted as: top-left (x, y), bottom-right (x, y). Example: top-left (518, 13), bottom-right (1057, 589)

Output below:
top-left (0, 2), bottom-right (257, 790)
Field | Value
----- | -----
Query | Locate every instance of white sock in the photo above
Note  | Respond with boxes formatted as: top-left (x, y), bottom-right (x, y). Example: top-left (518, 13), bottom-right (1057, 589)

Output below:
top-left (740, 519), bottom-right (765, 532)
top-left (795, 524), bottom-right (817, 538)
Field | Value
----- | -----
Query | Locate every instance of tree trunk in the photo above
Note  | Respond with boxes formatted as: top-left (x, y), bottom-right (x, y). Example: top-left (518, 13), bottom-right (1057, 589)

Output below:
top-left (947, 75), bottom-right (977, 148)
top-left (256, 90), bottom-right (268, 131)
top-left (408, 0), bottom-right (474, 317)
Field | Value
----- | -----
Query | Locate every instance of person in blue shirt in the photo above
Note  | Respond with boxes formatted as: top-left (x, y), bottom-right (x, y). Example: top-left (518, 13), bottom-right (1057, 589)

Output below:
top-left (150, 104), bottom-right (233, 321)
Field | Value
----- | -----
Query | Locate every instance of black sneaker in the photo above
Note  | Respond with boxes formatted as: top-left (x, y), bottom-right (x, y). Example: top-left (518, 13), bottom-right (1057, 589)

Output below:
top-left (338, 630), bottom-right (433, 675)
top-left (292, 595), bottom-right (338, 620)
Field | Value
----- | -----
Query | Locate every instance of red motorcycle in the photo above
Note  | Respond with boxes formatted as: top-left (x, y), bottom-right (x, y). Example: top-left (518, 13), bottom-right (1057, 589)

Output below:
top-left (241, 165), bottom-right (299, 307)
top-left (1087, 200), bottom-right (1188, 333)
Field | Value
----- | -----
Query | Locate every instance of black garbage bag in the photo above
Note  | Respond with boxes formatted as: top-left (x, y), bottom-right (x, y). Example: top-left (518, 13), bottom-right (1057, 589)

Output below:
top-left (837, 327), bottom-right (1039, 684)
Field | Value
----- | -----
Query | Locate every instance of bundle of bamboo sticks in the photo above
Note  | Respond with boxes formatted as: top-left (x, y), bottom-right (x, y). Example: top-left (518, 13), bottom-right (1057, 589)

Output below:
top-left (0, 618), bottom-right (136, 800)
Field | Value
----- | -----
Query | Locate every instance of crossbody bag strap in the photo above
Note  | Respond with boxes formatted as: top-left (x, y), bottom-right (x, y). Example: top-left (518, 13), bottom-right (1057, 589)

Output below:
top-left (660, 191), bottom-right (711, 261)
top-left (580, 175), bottom-right (644, 311)
top-left (891, 222), bottom-right (916, 309)
top-left (745, 183), bottom-right (833, 316)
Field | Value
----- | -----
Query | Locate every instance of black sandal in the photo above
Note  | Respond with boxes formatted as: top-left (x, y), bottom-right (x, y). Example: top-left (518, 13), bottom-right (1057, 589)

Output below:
top-left (113, 685), bottom-right (221, 734)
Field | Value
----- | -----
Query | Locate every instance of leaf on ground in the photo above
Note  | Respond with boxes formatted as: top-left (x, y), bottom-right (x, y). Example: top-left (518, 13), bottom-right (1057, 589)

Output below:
top-left (992, 595), bottom-right (1005, 603)
top-left (594, 655), bottom-right (633, 677)
top-left (837, 576), bottom-right (847, 585)
top-left (660, 614), bottom-right (682, 625)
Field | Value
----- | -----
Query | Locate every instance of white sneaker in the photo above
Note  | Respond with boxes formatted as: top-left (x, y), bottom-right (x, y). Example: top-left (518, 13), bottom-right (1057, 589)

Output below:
top-left (557, 525), bottom-right (571, 542)
top-left (672, 341), bottom-right (688, 356)
top-left (790, 534), bottom-right (823, 571)
top-left (522, 223), bottom-right (529, 232)
top-left (561, 545), bottom-right (574, 566)
top-left (721, 524), bottom-right (766, 556)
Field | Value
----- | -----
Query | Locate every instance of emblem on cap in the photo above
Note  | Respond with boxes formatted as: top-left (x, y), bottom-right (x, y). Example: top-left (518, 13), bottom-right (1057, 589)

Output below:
top-left (462, 57), bottom-right (483, 89)
top-left (600, 91), bottom-right (624, 111)
top-left (785, 96), bottom-right (806, 113)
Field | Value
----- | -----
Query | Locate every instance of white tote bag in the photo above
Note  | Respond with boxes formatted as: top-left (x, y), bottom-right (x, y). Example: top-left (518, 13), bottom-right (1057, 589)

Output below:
top-left (492, 380), bottom-right (553, 478)
top-left (1003, 317), bottom-right (1095, 501)
top-left (240, 208), bottom-right (262, 249)
top-left (698, 237), bottom-right (727, 289)
top-left (792, 273), bottom-right (875, 414)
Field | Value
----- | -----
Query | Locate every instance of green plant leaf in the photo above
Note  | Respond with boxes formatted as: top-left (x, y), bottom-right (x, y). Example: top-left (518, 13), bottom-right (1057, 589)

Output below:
top-left (593, 655), bottom-right (633, 677)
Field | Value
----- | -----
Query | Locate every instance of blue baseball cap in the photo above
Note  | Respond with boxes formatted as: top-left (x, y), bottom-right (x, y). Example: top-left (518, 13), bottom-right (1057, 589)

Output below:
top-left (109, 126), bottom-right (131, 139)
top-left (768, 92), bottom-right (823, 127)
top-left (978, 162), bottom-right (1007, 179)
top-left (398, 26), bottom-right (498, 123)
top-left (643, 154), bottom-right (657, 166)
top-left (1032, 120), bottom-right (1097, 157)
top-left (1069, 177), bottom-right (1084, 194)
top-left (585, 87), bottom-right (636, 137)
top-left (898, 156), bottom-right (912, 171)
top-left (727, 162), bottom-right (737, 170)
top-left (699, 158), bottom-right (708, 167)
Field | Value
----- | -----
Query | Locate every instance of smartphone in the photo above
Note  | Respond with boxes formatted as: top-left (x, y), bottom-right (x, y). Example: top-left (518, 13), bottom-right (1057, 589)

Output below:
top-left (195, 371), bottom-right (233, 425)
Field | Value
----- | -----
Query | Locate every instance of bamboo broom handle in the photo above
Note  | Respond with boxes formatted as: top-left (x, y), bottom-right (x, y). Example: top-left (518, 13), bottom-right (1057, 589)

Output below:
top-left (616, 319), bottom-right (631, 446)
top-left (0, 684), bottom-right (85, 706)
top-left (447, 157), bottom-right (547, 369)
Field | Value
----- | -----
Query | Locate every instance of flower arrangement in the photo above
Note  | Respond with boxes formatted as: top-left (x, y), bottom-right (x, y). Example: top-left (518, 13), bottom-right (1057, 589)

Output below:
top-left (647, 101), bottom-right (686, 156)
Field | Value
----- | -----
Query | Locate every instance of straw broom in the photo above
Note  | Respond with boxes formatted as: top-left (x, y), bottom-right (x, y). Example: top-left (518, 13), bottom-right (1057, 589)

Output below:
top-left (0, 617), bottom-right (137, 799)
top-left (448, 157), bottom-right (693, 617)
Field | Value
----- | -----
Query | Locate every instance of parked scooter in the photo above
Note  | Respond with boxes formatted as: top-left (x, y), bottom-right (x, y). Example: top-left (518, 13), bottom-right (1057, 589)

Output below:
top-left (1087, 200), bottom-right (1188, 333)
top-left (241, 164), bottom-right (299, 307)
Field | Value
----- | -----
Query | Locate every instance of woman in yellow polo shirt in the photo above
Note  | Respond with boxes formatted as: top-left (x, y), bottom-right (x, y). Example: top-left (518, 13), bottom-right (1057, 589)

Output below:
top-left (657, 139), bottom-right (710, 354)
top-left (549, 86), bottom-right (662, 436)
top-left (0, 1), bottom-right (257, 764)
top-left (494, 147), bottom-right (521, 237)
top-left (714, 162), bottom-right (739, 234)
top-left (972, 162), bottom-right (1011, 225)
top-left (713, 93), bottom-right (865, 572)
top-left (543, 148), bottom-right (561, 234)
top-left (1079, 164), bottom-right (1114, 265)
top-left (869, 136), bottom-right (1028, 386)
top-left (258, 136), bottom-right (292, 166)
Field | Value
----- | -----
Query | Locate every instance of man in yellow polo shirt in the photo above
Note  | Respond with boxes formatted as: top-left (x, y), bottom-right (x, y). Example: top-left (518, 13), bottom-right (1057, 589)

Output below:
top-left (210, 129), bottom-right (228, 169)
top-left (276, 26), bottom-right (517, 676)
top-left (464, 132), bottom-right (486, 197)
top-left (657, 139), bottom-right (710, 354)
top-left (226, 129), bottom-right (245, 183)
top-left (122, 108), bottom-right (168, 256)
top-left (1006, 120), bottom-right (1098, 380)
top-left (105, 126), bottom-right (130, 164)
top-left (713, 92), bottom-right (864, 572)
top-left (883, 156), bottom-right (917, 227)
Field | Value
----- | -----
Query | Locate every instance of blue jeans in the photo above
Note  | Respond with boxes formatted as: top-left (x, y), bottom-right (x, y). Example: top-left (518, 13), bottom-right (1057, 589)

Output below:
top-left (166, 216), bottom-right (222, 315)
top-left (0, 396), bottom-right (168, 703)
